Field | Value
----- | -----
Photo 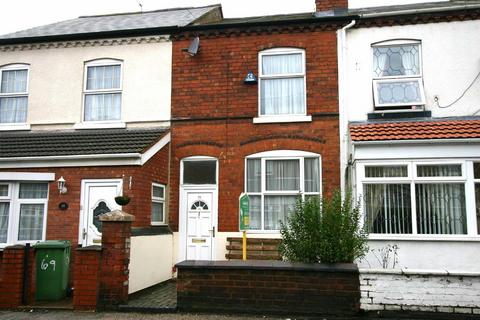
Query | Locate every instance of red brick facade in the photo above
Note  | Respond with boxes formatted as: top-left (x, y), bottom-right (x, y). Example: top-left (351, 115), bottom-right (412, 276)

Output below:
top-left (316, 0), bottom-right (348, 11)
top-left (170, 28), bottom-right (341, 232)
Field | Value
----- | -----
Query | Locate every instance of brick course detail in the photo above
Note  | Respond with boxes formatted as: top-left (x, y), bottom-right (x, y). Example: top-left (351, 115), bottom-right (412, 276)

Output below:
top-left (176, 261), bottom-right (360, 316)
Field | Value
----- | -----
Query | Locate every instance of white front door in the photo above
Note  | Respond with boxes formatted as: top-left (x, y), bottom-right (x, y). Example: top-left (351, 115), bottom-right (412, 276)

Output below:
top-left (186, 191), bottom-right (214, 260)
top-left (80, 180), bottom-right (122, 246)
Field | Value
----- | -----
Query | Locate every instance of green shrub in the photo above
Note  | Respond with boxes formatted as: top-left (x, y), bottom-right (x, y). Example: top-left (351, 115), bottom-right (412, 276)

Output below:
top-left (279, 191), bottom-right (368, 264)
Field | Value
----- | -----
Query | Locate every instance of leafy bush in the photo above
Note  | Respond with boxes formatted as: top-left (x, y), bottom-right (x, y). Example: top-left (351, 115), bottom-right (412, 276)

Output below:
top-left (279, 191), bottom-right (368, 264)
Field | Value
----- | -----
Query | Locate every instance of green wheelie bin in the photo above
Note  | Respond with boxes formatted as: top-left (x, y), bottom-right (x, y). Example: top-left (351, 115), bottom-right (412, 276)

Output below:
top-left (34, 240), bottom-right (71, 301)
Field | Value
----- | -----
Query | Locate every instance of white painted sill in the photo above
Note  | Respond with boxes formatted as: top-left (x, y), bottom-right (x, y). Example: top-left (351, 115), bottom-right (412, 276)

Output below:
top-left (253, 115), bottom-right (312, 124)
top-left (368, 234), bottom-right (480, 242)
top-left (74, 122), bottom-right (126, 130)
top-left (0, 123), bottom-right (31, 131)
top-left (151, 222), bottom-right (167, 226)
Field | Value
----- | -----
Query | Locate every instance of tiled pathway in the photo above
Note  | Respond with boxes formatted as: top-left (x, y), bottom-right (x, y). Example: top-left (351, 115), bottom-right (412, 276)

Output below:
top-left (119, 280), bottom-right (177, 312)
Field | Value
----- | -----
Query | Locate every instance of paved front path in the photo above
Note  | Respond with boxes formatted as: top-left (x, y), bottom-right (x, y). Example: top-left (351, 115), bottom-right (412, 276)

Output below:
top-left (0, 311), bottom-right (283, 320)
top-left (120, 281), bottom-right (177, 312)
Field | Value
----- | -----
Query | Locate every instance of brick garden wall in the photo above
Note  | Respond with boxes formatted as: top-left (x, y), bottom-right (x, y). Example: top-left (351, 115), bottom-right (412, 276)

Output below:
top-left (177, 260), bottom-right (360, 315)
top-left (360, 270), bottom-right (480, 315)
top-left (170, 27), bottom-right (342, 232)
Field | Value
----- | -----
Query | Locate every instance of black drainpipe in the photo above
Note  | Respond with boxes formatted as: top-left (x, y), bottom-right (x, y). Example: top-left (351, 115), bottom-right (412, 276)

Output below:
top-left (22, 243), bottom-right (30, 305)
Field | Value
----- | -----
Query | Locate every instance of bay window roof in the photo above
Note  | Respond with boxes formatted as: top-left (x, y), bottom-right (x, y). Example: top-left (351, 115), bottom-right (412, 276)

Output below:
top-left (349, 118), bottom-right (480, 142)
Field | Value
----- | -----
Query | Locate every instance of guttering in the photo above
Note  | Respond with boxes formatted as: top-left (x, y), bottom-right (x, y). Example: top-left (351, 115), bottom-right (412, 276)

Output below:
top-left (0, 153), bottom-right (141, 162)
top-left (359, 3), bottom-right (480, 18)
top-left (352, 138), bottom-right (480, 145)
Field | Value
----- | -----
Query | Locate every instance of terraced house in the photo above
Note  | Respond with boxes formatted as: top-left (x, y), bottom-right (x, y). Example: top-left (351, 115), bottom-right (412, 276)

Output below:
top-left (0, 5), bottom-right (222, 293)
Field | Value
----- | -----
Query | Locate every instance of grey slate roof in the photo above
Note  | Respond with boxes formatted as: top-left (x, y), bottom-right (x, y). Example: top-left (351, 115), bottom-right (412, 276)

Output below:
top-left (0, 128), bottom-right (168, 158)
top-left (350, 0), bottom-right (480, 16)
top-left (0, 5), bottom-right (219, 40)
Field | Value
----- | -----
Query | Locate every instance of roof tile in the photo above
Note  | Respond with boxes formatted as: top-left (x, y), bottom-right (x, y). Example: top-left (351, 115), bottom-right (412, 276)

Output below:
top-left (349, 119), bottom-right (480, 142)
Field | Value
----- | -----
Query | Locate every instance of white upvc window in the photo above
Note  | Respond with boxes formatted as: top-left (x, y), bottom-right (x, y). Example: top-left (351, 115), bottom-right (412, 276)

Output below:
top-left (0, 182), bottom-right (49, 246)
top-left (245, 150), bottom-right (321, 232)
top-left (83, 59), bottom-right (123, 124)
top-left (372, 40), bottom-right (426, 110)
top-left (474, 163), bottom-right (480, 235)
top-left (257, 48), bottom-right (308, 121)
top-left (151, 183), bottom-right (166, 225)
top-left (0, 64), bottom-right (29, 125)
top-left (357, 160), bottom-right (480, 238)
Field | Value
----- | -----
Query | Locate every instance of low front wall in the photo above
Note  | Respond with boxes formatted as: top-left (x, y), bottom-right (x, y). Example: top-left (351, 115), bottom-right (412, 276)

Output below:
top-left (129, 229), bottom-right (173, 294)
top-left (360, 269), bottom-right (480, 315)
top-left (176, 260), bottom-right (360, 316)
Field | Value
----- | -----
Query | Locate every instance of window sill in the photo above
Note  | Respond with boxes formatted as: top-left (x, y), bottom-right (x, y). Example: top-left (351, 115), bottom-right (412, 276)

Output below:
top-left (0, 123), bottom-right (31, 131)
top-left (253, 115), bottom-right (312, 124)
top-left (368, 234), bottom-right (480, 242)
top-left (151, 222), bottom-right (167, 226)
top-left (74, 122), bottom-right (126, 130)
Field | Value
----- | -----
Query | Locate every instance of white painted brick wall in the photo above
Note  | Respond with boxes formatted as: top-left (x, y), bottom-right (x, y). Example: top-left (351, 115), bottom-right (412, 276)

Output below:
top-left (360, 270), bottom-right (480, 315)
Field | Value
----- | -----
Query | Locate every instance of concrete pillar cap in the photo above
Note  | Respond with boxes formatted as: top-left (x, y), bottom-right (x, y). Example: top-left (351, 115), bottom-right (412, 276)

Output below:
top-left (99, 209), bottom-right (135, 222)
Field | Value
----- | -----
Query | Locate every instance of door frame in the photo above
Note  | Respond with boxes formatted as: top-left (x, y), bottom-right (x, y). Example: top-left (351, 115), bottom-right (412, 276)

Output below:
top-left (78, 178), bottom-right (123, 246)
top-left (179, 156), bottom-right (218, 261)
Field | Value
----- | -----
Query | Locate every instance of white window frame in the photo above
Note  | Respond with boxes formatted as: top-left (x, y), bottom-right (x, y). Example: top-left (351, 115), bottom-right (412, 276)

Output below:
top-left (0, 182), bottom-right (49, 248)
top-left (0, 64), bottom-right (31, 131)
top-left (77, 59), bottom-right (124, 129)
top-left (151, 182), bottom-right (166, 225)
top-left (357, 159), bottom-right (480, 241)
top-left (371, 40), bottom-right (426, 109)
top-left (255, 48), bottom-right (310, 123)
top-left (245, 150), bottom-right (322, 233)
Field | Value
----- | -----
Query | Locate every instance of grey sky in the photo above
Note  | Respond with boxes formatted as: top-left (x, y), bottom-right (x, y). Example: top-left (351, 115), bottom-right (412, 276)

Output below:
top-left (0, 0), bottom-right (316, 36)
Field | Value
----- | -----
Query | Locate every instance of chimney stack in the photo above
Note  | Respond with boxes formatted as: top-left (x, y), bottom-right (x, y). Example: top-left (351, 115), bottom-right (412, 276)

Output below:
top-left (315, 0), bottom-right (348, 12)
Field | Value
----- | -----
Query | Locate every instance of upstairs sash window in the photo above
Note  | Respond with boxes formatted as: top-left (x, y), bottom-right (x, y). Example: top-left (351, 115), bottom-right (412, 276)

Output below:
top-left (0, 65), bottom-right (29, 124)
top-left (259, 48), bottom-right (306, 117)
top-left (83, 60), bottom-right (122, 122)
top-left (372, 41), bottom-right (426, 110)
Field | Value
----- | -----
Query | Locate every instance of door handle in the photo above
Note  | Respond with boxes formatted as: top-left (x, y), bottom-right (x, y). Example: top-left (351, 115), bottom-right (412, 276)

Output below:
top-left (82, 228), bottom-right (87, 240)
top-left (209, 226), bottom-right (215, 238)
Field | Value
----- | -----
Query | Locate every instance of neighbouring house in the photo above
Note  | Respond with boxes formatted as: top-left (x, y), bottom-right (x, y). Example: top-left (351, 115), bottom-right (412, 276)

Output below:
top-left (339, 0), bottom-right (480, 314)
top-left (0, 5), bottom-right (222, 294)
top-left (168, 0), bottom-right (353, 262)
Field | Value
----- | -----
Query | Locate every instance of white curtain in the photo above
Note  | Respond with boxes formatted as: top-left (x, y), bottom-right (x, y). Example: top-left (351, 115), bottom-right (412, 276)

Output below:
top-left (262, 53), bottom-right (302, 75)
top-left (86, 65), bottom-right (121, 90)
top-left (19, 183), bottom-right (48, 199)
top-left (266, 160), bottom-right (300, 191)
top-left (401, 46), bottom-right (417, 76)
top-left (0, 97), bottom-right (28, 123)
top-left (416, 183), bottom-right (466, 235)
top-left (152, 202), bottom-right (164, 223)
top-left (0, 202), bottom-right (9, 243)
top-left (249, 195), bottom-right (261, 230)
top-left (84, 93), bottom-right (121, 121)
top-left (1, 70), bottom-right (27, 93)
top-left (264, 196), bottom-right (296, 230)
top-left (417, 165), bottom-right (462, 177)
top-left (364, 183), bottom-right (412, 234)
top-left (261, 78), bottom-right (305, 115)
top-left (373, 48), bottom-right (388, 77)
top-left (247, 159), bottom-right (261, 192)
top-left (18, 204), bottom-right (44, 241)
top-left (261, 53), bottom-right (304, 115)
top-left (304, 158), bottom-right (320, 192)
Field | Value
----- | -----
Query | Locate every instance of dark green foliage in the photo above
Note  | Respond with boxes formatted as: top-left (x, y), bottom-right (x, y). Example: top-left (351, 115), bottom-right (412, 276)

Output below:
top-left (279, 191), bottom-right (368, 264)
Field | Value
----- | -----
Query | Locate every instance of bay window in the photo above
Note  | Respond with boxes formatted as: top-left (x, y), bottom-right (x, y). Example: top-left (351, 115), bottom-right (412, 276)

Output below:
top-left (83, 59), bottom-right (122, 122)
top-left (245, 151), bottom-right (321, 231)
top-left (258, 48), bottom-right (306, 119)
top-left (372, 41), bottom-right (425, 110)
top-left (359, 162), bottom-right (477, 237)
top-left (0, 64), bottom-right (29, 124)
top-left (0, 182), bottom-right (49, 246)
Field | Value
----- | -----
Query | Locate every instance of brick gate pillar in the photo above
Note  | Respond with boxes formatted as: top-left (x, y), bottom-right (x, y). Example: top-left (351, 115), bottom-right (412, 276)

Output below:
top-left (0, 245), bottom-right (25, 308)
top-left (98, 210), bottom-right (134, 308)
